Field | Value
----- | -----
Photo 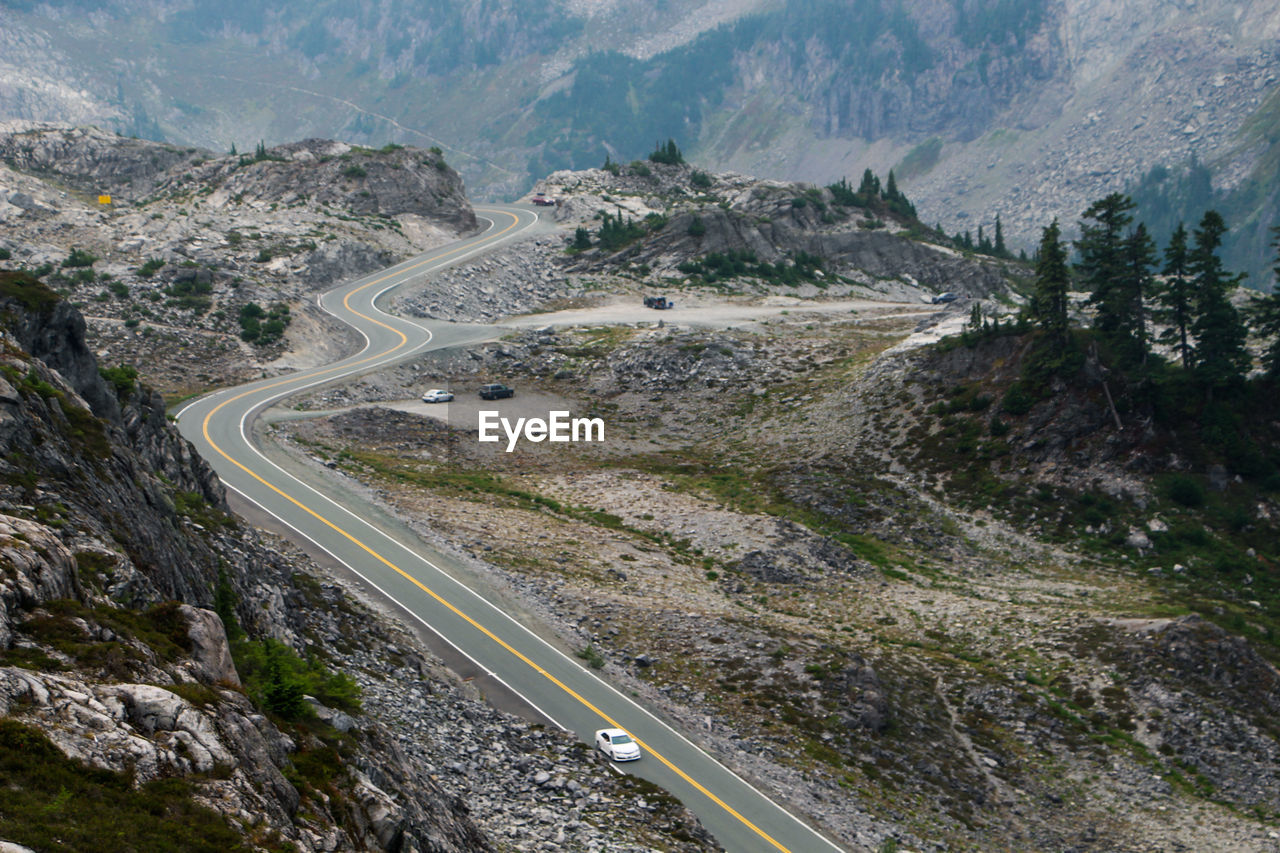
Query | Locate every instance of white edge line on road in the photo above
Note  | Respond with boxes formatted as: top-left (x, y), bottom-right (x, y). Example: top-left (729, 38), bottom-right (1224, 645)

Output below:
top-left (185, 206), bottom-right (845, 853)
top-left (219, 477), bottom-right (569, 734)
top-left (175, 211), bottom-right (515, 422)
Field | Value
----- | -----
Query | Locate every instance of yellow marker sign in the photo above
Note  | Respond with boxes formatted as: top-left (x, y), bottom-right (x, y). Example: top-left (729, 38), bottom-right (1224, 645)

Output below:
top-left (98, 195), bottom-right (112, 205)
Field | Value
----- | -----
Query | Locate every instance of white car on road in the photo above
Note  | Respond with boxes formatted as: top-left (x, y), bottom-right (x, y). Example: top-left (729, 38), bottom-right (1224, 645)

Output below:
top-left (595, 728), bottom-right (642, 762)
top-left (421, 389), bottom-right (454, 403)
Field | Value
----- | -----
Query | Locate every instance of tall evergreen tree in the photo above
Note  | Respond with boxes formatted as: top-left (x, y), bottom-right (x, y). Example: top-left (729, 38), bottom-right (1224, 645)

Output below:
top-left (1031, 219), bottom-right (1071, 352)
top-left (1123, 222), bottom-right (1157, 365)
top-left (1076, 194), bottom-right (1137, 343)
top-left (994, 214), bottom-right (1007, 257)
top-left (648, 139), bottom-right (683, 165)
top-left (857, 168), bottom-right (880, 198)
top-left (885, 169), bottom-right (899, 201)
top-left (1189, 210), bottom-right (1249, 391)
top-left (1154, 223), bottom-right (1196, 369)
top-left (1249, 225), bottom-right (1280, 378)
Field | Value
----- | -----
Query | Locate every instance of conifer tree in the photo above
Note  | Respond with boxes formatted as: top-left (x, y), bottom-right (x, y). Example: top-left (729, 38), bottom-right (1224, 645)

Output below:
top-left (1248, 225), bottom-right (1280, 378)
top-left (1077, 194), bottom-right (1141, 353)
top-left (994, 214), bottom-right (1007, 257)
top-left (1155, 223), bottom-right (1196, 369)
top-left (857, 168), bottom-right (880, 199)
top-left (1123, 223), bottom-right (1157, 365)
top-left (648, 139), bottom-right (684, 165)
top-left (1077, 193), bottom-right (1134, 330)
top-left (1189, 210), bottom-right (1249, 391)
top-left (1031, 219), bottom-right (1071, 352)
top-left (885, 169), bottom-right (899, 201)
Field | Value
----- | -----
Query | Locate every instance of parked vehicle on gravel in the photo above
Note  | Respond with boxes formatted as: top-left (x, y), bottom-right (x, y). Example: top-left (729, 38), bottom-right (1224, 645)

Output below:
top-left (422, 389), bottom-right (454, 403)
top-left (643, 295), bottom-right (673, 309)
top-left (478, 383), bottom-right (514, 400)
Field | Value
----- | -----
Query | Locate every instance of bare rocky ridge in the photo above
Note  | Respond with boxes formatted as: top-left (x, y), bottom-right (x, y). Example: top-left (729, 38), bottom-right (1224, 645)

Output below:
top-left (0, 123), bottom-right (475, 397)
top-left (0, 280), bottom-right (718, 852)
top-left (536, 164), bottom-right (1016, 301)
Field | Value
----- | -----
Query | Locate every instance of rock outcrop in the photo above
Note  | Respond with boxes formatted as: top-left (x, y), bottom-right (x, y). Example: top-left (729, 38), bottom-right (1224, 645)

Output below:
top-left (541, 164), bottom-right (1015, 300)
top-left (0, 274), bottom-right (716, 852)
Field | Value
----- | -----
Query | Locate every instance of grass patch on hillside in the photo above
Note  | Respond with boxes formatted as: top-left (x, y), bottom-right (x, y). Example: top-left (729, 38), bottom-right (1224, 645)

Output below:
top-left (173, 490), bottom-right (238, 529)
top-left (613, 449), bottom-right (900, 568)
top-left (18, 599), bottom-right (194, 676)
top-left (0, 719), bottom-right (280, 853)
top-left (0, 270), bottom-right (60, 314)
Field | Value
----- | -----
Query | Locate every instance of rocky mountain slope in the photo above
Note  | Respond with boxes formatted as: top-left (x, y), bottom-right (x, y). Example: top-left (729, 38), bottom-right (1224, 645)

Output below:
top-left (0, 123), bottom-right (474, 397)
top-left (0, 273), bottom-right (719, 851)
top-left (2, 0), bottom-right (1276, 278)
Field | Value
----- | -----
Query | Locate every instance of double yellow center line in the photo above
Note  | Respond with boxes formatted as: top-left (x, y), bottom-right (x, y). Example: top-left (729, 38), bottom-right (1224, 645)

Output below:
top-left (198, 209), bottom-right (795, 853)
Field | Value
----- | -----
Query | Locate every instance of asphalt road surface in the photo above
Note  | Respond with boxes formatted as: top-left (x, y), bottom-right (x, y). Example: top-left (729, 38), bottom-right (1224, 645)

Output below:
top-left (176, 204), bottom-right (847, 853)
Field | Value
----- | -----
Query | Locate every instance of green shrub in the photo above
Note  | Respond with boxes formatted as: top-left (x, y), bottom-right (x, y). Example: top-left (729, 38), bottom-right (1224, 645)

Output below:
top-left (1001, 382), bottom-right (1034, 415)
top-left (690, 170), bottom-right (712, 188)
top-left (99, 364), bottom-right (138, 396)
top-left (0, 720), bottom-right (256, 852)
top-left (577, 644), bottom-right (606, 669)
top-left (238, 301), bottom-right (290, 345)
top-left (1164, 474), bottom-right (1206, 508)
top-left (234, 637), bottom-right (361, 719)
top-left (687, 215), bottom-right (706, 238)
top-left (136, 258), bottom-right (165, 278)
top-left (341, 164), bottom-right (367, 179)
top-left (62, 248), bottom-right (97, 268)
top-left (595, 212), bottom-right (646, 251)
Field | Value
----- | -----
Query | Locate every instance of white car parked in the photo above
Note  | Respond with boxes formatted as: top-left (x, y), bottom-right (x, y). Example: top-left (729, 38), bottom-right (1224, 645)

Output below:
top-left (421, 389), bottom-right (454, 403)
top-left (595, 728), bottom-right (642, 762)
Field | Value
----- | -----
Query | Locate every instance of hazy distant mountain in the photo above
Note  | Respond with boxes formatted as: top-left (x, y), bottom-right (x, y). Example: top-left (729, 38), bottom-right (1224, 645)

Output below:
top-left (2, 0), bottom-right (1277, 283)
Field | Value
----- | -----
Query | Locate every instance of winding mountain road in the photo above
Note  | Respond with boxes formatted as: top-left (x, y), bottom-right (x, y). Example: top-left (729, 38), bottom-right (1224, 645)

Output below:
top-left (175, 205), bottom-right (847, 853)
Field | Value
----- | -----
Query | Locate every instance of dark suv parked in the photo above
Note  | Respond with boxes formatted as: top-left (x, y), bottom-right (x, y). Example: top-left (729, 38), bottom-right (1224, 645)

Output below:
top-left (479, 383), bottom-right (515, 400)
